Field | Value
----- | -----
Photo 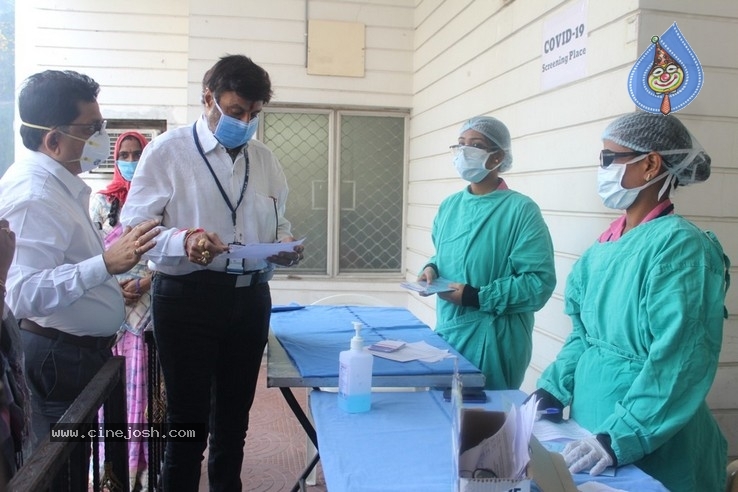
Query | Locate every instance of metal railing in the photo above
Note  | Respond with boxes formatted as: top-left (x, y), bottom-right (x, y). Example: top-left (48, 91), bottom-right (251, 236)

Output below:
top-left (7, 356), bottom-right (129, 492)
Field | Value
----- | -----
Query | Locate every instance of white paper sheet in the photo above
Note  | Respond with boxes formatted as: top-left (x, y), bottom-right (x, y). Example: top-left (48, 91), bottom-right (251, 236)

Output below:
top-left (224, 238), bottom-right (305, 260)
top-left (367, 341), bottom-right (452, 363)
top-left (533, 419), bottom-right (593, 442)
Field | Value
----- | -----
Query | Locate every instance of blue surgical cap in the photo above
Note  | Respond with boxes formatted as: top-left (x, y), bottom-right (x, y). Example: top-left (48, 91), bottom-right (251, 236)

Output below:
top-left (459, 116), bottom-right (513, 172)
top-left (602, 112), bottom-right (710, 186)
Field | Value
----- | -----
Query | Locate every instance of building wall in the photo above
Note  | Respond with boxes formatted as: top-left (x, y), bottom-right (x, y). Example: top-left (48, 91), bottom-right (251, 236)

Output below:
top-left (13, 0), bottom-right (738, 457)
top-left (187, 0), bottom-right (415, 119)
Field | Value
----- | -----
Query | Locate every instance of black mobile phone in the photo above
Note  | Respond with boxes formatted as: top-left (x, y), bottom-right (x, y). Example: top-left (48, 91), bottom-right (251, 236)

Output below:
top-left (442, 387), bottom-right (487, 403)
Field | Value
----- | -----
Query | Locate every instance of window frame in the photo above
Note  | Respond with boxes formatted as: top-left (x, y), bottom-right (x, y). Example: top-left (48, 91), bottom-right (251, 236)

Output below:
top-left (261, 106), bottom-right (409, 279)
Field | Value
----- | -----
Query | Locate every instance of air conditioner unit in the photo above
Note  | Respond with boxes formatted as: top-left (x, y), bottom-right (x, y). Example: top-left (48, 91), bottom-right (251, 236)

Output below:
top-left (92, 128), bottom-right (161, 174)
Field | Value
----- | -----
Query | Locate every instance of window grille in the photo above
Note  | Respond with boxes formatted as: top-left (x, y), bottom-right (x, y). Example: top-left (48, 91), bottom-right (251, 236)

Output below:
top-left (263, 110), bottom-right (406, 276)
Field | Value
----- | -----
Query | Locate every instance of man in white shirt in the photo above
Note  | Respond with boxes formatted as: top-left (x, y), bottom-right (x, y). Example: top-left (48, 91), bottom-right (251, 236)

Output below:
top-left (0, 70), bottom-right (159, 488)
top-left (121, 54), bottom-right (304, 492)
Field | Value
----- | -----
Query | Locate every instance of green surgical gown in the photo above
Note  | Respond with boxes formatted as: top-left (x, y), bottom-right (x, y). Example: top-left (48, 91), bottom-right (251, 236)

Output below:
top-left (538, 215), bottom-right (729, 492)
top-left (429, 187), bottom-right (555, 390)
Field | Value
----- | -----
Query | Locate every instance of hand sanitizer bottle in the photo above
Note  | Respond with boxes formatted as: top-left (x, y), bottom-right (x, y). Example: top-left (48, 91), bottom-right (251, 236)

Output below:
top-left (338, 321), bottom-right (373, 413)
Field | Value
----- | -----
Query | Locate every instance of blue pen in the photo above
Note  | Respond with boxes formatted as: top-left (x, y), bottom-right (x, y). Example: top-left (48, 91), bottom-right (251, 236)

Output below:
top-left (536, 407), bottom-right (561, 419)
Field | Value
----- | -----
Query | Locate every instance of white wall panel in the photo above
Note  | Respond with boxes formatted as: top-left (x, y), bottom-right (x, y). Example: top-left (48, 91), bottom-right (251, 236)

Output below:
top-left (31, 0), bottom-right (185, 15)
top-left (405, 203), bottom-right (438, 232)
top-left (37, 10), bottom-right (188, 35)
top-left (186, 0), bottom-right (415, 112)
top-left (15, 0), bottom-right (191, 138)
top-left (305, 0), bottom-right (414, 28)
top-left (408, 154), bottom-right (456, 182)
top-left (719, 318), bottom-right (738, 364)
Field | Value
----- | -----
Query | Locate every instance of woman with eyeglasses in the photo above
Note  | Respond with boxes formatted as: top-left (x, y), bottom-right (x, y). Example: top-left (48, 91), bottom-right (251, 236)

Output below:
top-left (418, 116), bottom-right (556, 390)
top-left (89, 131), bottom-right (151, 490)
top-left (529, 111), bottom-right (729, 492)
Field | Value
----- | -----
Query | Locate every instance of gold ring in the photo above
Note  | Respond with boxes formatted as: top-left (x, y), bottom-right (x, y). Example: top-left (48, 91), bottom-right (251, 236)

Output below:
top-left (134, 248), bottom-right (141, 256)
top-left (198, 238), bottom-right (207, 248)
top-left (201, 250), bottom-right (211, 259)
top-left (200, 256), bottom-right (208, 264)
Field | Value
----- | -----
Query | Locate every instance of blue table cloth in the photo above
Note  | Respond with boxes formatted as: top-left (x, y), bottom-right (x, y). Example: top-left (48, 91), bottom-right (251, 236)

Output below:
top-left (270, 305), bottom-right (481, 380)
top-left (309, 390), bottom-right (669, 492)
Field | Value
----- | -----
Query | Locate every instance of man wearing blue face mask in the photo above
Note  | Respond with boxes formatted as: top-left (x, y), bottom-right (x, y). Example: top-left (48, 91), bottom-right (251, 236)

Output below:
top-left (417, 115), bottom-right (556, 391)
top-left (0, 70), bottom-right (160, 490)
top-left (121, 54), bottom-right (304, 492)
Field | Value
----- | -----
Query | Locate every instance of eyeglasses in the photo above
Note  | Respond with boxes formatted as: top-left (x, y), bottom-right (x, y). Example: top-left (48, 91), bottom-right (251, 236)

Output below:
top-left (449, 144), bottom-right (500, 154)
top-left (60, 120), bottom-right (106, 137)
top-left (599, 149), bottom-right (648, 168)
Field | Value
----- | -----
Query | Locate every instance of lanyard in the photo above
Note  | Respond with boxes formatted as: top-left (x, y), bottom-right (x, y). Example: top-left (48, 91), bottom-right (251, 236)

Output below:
top-left (192, 124), bottom-right (249, 241)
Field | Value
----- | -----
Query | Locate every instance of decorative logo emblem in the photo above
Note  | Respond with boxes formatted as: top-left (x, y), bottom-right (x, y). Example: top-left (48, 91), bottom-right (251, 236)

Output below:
top-left (628, 23), bottom-right (703, 114)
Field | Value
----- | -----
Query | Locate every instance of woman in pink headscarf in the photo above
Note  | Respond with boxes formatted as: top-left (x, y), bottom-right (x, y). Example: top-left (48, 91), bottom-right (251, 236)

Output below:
top-left (89, 131), bottom-right (151, 490)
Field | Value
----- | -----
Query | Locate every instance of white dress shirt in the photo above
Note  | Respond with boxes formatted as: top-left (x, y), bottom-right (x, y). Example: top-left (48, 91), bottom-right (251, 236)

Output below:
top-left (121, 115), bottom-right (292, 275)
top-left (0, 150), bottom-right (125, 337)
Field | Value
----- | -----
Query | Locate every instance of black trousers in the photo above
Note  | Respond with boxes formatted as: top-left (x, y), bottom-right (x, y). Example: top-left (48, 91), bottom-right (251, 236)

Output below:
top-left (21, 330), bottom-right (111, 491)
top-left (152, 273), bottom-right (271, 492)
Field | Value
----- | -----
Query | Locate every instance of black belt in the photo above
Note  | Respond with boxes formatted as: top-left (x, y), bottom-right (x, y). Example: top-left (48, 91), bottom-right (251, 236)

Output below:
top-left (158, 268), bottom-right (274, 288)
top-left (19, 319), bottom-right (117, 350)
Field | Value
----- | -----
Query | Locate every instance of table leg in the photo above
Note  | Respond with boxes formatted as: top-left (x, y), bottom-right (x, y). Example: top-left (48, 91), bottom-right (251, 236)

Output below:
top-left (280, 387), bottom-right (318, 447)
top-left (279, 387), bottom-right (320, 491)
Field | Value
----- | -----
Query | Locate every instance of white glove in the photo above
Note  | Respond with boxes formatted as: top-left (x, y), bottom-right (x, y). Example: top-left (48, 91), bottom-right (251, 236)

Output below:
top-left (562, 436), bottom-right (614, 476)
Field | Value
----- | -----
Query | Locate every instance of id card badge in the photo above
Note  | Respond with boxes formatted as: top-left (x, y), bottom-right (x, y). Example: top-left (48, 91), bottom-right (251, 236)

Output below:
top-left (226, 242), bottom-right (246, 274)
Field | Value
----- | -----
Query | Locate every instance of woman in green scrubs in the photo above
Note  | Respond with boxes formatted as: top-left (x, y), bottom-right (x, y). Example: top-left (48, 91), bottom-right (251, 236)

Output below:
top-left (532, 112), bottom-right (729, 492)
top-left (418, 116), bottom-right (556, 390)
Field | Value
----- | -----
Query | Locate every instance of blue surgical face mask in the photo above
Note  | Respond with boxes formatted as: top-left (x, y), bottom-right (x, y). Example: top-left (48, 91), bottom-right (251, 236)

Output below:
top-left (452, 146), bottom-right (500, 183)
top-left (597, 155), bottom-right (667, 209)
top-left (117, 160), bottom-right (138, 181)
top-left (212, 99), bottom-right (259, 149)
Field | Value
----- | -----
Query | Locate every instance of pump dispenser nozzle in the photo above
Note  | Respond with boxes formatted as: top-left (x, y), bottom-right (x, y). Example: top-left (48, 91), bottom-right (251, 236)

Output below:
top-left (350, 321), bottom-right (364, 350)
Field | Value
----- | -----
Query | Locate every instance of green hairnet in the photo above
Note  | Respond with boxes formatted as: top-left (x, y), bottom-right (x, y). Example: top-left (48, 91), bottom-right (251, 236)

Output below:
top-left (459, 116), bottom-right (513, 172)
top-left (602, 111), bottom-right (711, 186)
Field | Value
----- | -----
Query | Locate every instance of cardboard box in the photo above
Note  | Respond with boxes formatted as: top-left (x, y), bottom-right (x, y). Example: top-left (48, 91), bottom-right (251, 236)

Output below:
top-left (455, 408), bottom-right (577, 492)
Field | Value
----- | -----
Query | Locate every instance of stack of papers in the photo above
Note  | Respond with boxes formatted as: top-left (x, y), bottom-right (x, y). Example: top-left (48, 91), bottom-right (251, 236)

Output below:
top-left (367, 340), bottom-right (453, 363)
top-left (367, 340), bottom-right (406, 353)
top-left (400, 277), bottom-right (456, 295)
